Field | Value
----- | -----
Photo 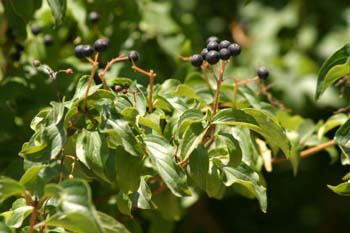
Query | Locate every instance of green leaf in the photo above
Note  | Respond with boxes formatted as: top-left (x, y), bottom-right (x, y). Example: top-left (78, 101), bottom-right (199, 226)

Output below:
top-left (19, 165), bottom-right (46, 197)
top-left (213, 108), bottom-right (290, 158)
top-left (116, 192), bottom-right (132, 216)
top-left (107, 119), bottom-right (143, 157)
top-left (153, 190), bottom-right (183, 221)
top-left (172, 84), bottom-right (197, 99)
top-left (0, 221), bottom-right (11, 233)
top-left (7, 206), bottom-right (33, 228)
top-left (8, 0), bottom-right (37, 23)
top-left (97, 211), bottom-right (131, 233)
top-left (219, 133), bottom-right (243, 167)
top-left (143, 135), bottom-right (191, 197)
top-left (176, 109), bottom-right (206, 137)
top-left (335, 119), bottom-right (350, 160)
top-left (45, 179), bottom-right (103, 233)
top-left (76, 130), bottom-right (110, 182)
top-left (0, 177), bottom-right (25, 203)
top-left (318, 113), bottom-right (348, 138)
top-left (177, 122), bottom-right (208, 161)
top-left (316, 44), bottom-right (350, 99)
top-left (115, 147), bottom-right (141, 192)
top-left (205, 162), bottom-right (225, 199)
top-left (189, 145), bottom-right (209, 190)
top-left (223, 163), bottom-right (267, 212)
top-left (328, 182), bottom-right (350, 196)
top-left (130, 177), bottom-right (156, 210)
top-left (47, 0), bottom-right (67, 25)
top-left (137, 114), bottom-right (162, 134)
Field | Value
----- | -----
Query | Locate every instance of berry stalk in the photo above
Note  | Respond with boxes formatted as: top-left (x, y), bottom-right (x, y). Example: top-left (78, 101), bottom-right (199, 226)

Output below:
top-left (212, 61), bottom-right (226, 114)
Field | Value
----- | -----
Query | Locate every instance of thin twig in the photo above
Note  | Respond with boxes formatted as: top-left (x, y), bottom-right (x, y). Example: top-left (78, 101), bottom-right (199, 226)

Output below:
top-left (272, 139), bottom-right (337, 163)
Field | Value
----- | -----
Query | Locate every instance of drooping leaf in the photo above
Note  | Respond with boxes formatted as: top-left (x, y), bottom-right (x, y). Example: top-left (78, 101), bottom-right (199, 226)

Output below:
top-left (318, 113), bottom-right (348, 138)
top-left (327, 182), bottom-right (350, 196)
top-left (130, 177), bottom-right (156, 210)
top-left (76, 130), bottom-right (110, 182)
top-left (96, 211), bottom-right (131, 233)
top-left (212, 108), bottom-right (290, 158)
top-left (205, 161), bottom-right (225, 199)
top-left (143, 135), bottom-right (191, 197)
top-left (189, 145), bottom-right (209, 190)
top-left (335, 119), bottom-right (350, 161)
top-left (176, 109), bottom-right (206, 137)
top-left (115, 147), bottom-right (141, 192)
top-left (223, 163), bottom-right (267, 212)
top-left (218, 133), bottom-right (243, 167)
top-left (153, 190), bottom-right (183, 221)
top-left (177, 122), bottom-right (208, 161)
top-left (107, 119), bottom-right (143, 157)
top-left (0, 177), bottom-right (25, 203)
top-left (19, 165), bottom-right (46, 197)
top-left (47, 0), bottom-right (67, 25)
top-left (6, 206), bottom-right (33, 228)
top-left (116, 192), bottom-right (132, 216)
top-left (316, 44), bottom-right (350, 99)
top-left (44, 179), bottom-right (103, 233)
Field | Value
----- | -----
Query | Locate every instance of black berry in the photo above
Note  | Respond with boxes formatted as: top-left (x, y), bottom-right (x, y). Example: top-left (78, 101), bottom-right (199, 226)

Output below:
top-left (31, 24), bottom-right (41, 35)
top-left (123, 82), bottom-right (130, 88)
top-left (207, 41), bottom-right (219, 51)
top-left (191, 54), bottom-right (204, 67)
top-left (88, 12), bottom-right (100, 24)
top-left (218, 40), bottom-right (231, 50)
top-left (74, 45), bottom-right (85, 58)
top-left (93, 38), bottom-right (109, 52)
top-left (94, 72), bottom-right (102, 84)
top-left (257, 67), bottom-right (269, 80)
top-left (114, 85), bottom-right (123, 92)
top-left (219, 48), bottom-right (231, 60)
top-left (206, 36), bottom-right (219, 44)
top-left (44, 34), bottom-right (53, 46)
top-left (205, 50), bottom-right (220, 65)
top-left (228, 43), bottom-right (241, 57)
top-left (200, 48), bottom-right (208, 60)
top-left (15, 42), bottom-right (25, 52)
top-left (128, 50), bottom-right (140, 62)
top-left (82, 45), bottom-right (94, 57)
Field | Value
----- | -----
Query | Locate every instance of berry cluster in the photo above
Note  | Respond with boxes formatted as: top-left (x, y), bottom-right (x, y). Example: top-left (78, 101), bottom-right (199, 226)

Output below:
top-left (114, 82), bottom-right (130, 94)
top-left (191, 36), bottom-right (241, 67)
top-left (74, 38), bottom-right (109, 58)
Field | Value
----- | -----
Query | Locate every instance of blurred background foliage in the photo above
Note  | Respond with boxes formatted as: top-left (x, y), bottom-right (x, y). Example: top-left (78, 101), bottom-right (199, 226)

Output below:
top-left (0, 0), bottom-right (349, 232)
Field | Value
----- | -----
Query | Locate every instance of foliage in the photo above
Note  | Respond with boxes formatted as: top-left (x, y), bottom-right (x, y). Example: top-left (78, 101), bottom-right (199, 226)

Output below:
top-left (0, 0), bottom-right (350, 232)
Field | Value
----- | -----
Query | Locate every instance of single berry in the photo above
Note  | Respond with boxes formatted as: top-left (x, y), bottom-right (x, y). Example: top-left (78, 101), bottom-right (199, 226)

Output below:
top-left (218, 40), bottom-right (231, 50)
top-left (122, 89), bottom-right (128, 94)
top-left (94, 72), bottom-right (102, 84)
top-left (68, 174), bottom-right (74, 179)
top-left (74, 44), bottom-right (85, 58)
top-left (15, 42), bottom-right (25, 52)
top-left (44, 34), bottom-right (53, 46)
top-left (205, 50), bottom-right (220, 65)
top-left (206, 36), bottom-right (219, 44)
top-left (219, 48), bottom-right (231, 60)
top-left (31, 24), bottom-right (41, 35)
top-left (93, 38), bottom-right (109, 52)
top-left (200, 48), bottom-right (208, 60)
top-left (88, 11), bottom-right (100, 24)
top-left (65, 68), bottom-right (73, 75)
top-left (32, 60), bottom-right (41, 67)
top-left (82, 45), bottom-right (94, 57)
top-left (191, 54), bottom-right (204, 67)
top-left (114, 85), bottom-right (123, 92)
top-left (257, 67), bottom-right (269, 80)
top-left (207, 41), bottom-right (219, 51)
top-left (128, 50), bottom-right (140, 62)
top-left (228, 43), bottom-right (241, 57)
top-left (123, 82), bottom-right (130, 88)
